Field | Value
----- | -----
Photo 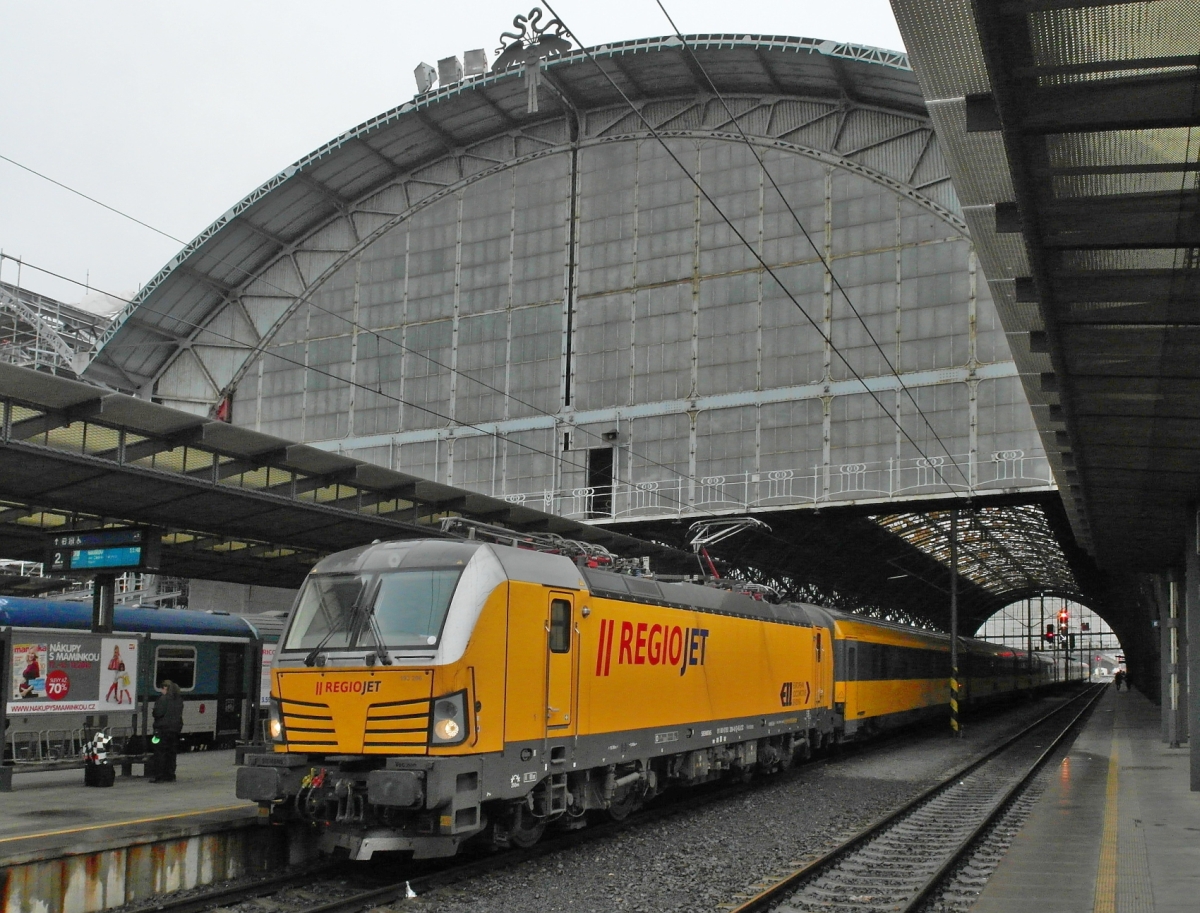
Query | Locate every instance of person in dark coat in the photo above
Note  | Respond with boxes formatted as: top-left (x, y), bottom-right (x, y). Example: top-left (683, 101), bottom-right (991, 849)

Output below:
top-left (152, 680), bottom-right (184, 782)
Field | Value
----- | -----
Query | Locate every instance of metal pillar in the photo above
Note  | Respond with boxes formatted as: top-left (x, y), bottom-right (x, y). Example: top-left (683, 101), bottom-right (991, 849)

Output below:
top-left (1186, 504), bottom-right (1200, 789)
top-left (1026, 597), bottom-right (1032, 658)
top-left (950, 510), bottom-right (960, 737)
top-left (1040, 593), bottom-right (1045, 656)
top-left (91, 573), bottom-right (115, 634)
top-left (1166, 575), bottom-right (1180, 748)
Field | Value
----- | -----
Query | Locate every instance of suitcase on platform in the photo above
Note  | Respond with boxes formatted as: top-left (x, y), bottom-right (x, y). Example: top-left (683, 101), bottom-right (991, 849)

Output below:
top-left (85, 761), bottom-right (115, 787)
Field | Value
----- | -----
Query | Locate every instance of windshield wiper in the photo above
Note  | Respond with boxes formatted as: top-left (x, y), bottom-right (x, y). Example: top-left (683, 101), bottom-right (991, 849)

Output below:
top-left (359, 582), bottom-right (393, 666)
top-left (304, 583), bottom-right (360, 666)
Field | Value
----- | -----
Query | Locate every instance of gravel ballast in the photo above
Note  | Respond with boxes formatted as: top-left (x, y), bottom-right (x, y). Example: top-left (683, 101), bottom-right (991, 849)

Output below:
top-left (408, 693), bottom-right (1082, 913)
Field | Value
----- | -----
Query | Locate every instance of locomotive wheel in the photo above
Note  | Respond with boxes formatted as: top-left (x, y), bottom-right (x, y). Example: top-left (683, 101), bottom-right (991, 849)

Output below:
top-left (507, 805), bottom-right (546, 848)
top-left (605, 788), bottom-right (641, 822)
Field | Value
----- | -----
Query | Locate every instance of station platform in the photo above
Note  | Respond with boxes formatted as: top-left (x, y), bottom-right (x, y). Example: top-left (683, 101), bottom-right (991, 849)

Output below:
top-left (0, 749), bottom-right (301, 913)
top-left (973, 687), bottom-right (1200, 913)
top-left (0, 748), bottom-right (254, 867)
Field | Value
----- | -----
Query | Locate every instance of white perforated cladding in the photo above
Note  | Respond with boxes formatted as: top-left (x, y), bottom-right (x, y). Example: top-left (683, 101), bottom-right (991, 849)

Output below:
top-left (891, 0), bottom-right (992, 98)
top-left (925, 100), bottom-right (1015, 207)
top-left (1062, 249), bottom-right (1190, 271)
top-left (1030, 0), bottom-right (1200, 67)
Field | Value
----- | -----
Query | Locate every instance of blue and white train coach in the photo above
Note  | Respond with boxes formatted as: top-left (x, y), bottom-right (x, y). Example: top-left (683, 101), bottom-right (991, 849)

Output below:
top-left (1, 596), bottom-right (279, 758)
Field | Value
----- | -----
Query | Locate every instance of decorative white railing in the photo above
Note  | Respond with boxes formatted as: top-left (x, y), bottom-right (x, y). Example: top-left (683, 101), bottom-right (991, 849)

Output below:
top-left (502, 450), bottom-right (1053, 521)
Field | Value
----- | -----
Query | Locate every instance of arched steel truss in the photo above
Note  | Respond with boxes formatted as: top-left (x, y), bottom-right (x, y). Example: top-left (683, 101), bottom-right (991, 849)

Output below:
top-left (84, 35), bottom-right (961, 411)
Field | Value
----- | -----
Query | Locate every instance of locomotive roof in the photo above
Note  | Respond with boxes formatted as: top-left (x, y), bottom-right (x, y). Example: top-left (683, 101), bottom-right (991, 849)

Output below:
top-left (581, 568), bottom-right (829, 628)
top-left (308, 538), bottom-right (586, 590)
top-left (0, 595), bottom-right (259, 638)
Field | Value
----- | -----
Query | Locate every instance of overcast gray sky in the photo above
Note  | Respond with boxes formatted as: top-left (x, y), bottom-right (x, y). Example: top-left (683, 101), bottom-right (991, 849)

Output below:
top-left (0, 1), bottom-right (903, 312)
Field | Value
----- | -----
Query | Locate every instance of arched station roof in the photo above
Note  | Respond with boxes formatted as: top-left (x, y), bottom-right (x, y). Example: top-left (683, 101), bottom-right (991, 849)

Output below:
top-left (84, 34), bottom-right (954, 395)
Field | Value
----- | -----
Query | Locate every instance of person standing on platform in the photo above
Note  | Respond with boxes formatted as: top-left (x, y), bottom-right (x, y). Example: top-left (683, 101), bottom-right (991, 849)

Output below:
top-left (151, 680), bottom-right (183, 783)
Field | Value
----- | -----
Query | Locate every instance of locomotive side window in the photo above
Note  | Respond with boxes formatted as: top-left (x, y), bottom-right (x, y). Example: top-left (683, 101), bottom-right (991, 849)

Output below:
top-left (156, 645), bottom-right (196, 691)
top-left (549, 599), bottom-right (571, 653)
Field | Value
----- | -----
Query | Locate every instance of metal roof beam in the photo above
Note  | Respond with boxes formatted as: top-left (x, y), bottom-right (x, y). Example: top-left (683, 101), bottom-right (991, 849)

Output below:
top-left (1049, 271), bottom-right (1200, 302)
top-left (1022, 72), bottom-right (1200, 133)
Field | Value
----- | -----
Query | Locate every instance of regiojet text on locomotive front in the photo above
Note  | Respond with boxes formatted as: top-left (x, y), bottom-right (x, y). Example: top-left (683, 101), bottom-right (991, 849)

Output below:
top-left (238, 518), bottom-right (1052, 860)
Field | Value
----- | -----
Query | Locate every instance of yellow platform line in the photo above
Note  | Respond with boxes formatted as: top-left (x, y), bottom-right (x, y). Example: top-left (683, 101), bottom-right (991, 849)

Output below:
top-left (0, 803), bottom-right (251, 844)
top-left (1093, 726), bottom-right (1120, 913)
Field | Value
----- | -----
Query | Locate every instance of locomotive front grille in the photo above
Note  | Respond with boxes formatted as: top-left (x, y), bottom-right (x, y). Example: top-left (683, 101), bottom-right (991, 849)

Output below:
top-left (364, 696), bottom-right (432, 752)
top-left (276, 669), bottom-right (435, 754)
top-left (280, 697), bottom-right (338, 750)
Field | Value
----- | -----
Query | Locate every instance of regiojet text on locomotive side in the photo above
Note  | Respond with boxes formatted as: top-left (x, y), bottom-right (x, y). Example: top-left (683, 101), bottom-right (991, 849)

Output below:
top-left (236, 537), bottom-right (1052, 860)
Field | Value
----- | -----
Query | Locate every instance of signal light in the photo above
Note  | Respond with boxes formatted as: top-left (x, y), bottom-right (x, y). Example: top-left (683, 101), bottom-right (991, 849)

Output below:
top-left (1044, 623), bottom-right (1056, 644)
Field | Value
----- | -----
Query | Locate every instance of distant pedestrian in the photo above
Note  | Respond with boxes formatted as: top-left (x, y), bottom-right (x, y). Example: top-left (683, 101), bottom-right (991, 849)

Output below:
top-left (1113, 669), bottom-right (1126, 691)
top-left (151, 680), bottom-right (184, 783)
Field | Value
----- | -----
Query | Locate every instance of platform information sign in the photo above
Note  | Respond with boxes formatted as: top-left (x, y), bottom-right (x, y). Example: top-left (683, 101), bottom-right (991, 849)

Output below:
top-left (44, 527), bottom-right (160, 575)
top-left (6, 631), bottom-right (139, 714)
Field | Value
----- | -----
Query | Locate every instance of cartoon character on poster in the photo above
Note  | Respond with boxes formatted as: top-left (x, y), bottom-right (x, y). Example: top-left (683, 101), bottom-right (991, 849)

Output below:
top-left (100, 638), bottom-right (138, 707)
top-left (13, 643), bottom-right (47, 699)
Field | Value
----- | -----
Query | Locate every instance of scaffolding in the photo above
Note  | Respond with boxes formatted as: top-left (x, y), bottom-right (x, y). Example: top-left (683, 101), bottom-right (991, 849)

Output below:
top-left (0, 281), bottom-right (110, 379)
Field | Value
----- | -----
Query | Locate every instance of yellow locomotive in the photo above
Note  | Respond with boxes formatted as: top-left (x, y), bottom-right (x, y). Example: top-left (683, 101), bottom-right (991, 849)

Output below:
top-left (237, 531), bottom-right (1052, 859)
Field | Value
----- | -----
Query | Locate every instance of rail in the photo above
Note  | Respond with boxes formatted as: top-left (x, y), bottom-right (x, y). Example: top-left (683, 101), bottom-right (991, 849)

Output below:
top-left (725, 683), bottom-right (1105, 912)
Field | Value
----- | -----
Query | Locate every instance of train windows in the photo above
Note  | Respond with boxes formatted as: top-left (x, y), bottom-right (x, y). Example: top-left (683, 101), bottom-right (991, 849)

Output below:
top-left (156, 645), bottom-right (196, 691)
top-left (372, 569), bottom-right (463, 647)
top-left (549, 600), bottom-right (571, 653)
top-left (284, 575), bottom-right (364, 650)
top-left (283, 569), bottom-right (464, 651)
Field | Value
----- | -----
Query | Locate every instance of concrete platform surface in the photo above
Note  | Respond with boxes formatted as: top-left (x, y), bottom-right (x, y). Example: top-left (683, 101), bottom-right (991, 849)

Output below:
top-left (972, 687), bottom-right (1200, 913)
top-left (0, 749), bottom-right (255, 866)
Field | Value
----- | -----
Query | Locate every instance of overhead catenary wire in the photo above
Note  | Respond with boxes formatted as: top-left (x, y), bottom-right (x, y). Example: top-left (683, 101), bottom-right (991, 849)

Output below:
top-left (1, 255), bottom-right (713, 522)
top-left (648, 0), bottom-right (971, 489)
top-left (0, 154), bottom-right (734, 508)
top-left (540, 2), bottom-right (967, 492)
top-left (0, 45), bottom-right (1014, 604)
top-left (13, 252), bottom-right (1030, 625)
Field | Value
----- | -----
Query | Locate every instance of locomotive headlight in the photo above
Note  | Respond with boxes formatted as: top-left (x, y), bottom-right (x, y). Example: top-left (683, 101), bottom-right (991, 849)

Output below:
top-left (430, 690), bottom-right (468, 745)
top-left (268, 698), bottom-right (286, 743)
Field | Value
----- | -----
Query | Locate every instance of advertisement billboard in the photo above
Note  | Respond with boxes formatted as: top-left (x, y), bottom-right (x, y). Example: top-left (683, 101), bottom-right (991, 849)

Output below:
top-left (259, 643), bottom-right (276, 707)
top-left (7, 635), bottom-right (139, 714)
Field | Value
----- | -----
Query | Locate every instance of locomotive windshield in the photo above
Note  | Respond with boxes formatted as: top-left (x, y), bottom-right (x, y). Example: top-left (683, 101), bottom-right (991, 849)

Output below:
top-left (284, 568), bottom-right (463, 651)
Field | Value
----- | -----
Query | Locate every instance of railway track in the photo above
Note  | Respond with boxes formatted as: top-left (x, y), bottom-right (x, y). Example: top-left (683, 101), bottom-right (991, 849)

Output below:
top-left (119, 692), bottom-right (1096, 913)
top-left (725, 684), bottom-right (1105, 913)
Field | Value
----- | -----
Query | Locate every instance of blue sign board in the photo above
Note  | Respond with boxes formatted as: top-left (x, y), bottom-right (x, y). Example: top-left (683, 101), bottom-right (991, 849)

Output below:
top-left (69, 546), bottom-right (143, 570)
top-left (44, 527), bottom-right (160, 575)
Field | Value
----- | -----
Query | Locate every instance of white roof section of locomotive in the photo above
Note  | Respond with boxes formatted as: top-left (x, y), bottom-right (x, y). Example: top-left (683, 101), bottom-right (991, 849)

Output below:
top-left (276, 539), bottom-right (585, 668)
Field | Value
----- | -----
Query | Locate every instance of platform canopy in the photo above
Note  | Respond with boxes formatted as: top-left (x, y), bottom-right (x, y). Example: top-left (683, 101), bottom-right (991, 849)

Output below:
top-left (0, 364), bottom-right (686, 587)
top-left (891, 0), bottom-right (1200, 573)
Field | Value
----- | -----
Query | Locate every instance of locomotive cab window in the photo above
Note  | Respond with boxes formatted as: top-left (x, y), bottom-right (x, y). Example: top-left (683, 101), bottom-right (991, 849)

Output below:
top-left (155, 645), bottom-right (196, 691)
top-left (282, 568), bottom-right (463, 651)
top-left (549, 599), bottom-right (571, 653)
top-left (373, 569), bottom-right (462, 647)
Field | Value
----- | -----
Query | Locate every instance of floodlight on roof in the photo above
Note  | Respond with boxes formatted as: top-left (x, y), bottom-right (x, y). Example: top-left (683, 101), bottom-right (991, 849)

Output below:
top-left (438, 56), bottom-right (464, 87)
top-left (463, 49), bottom-right (488, 76)
top-left (414, 62), bottom-right (437, 94)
